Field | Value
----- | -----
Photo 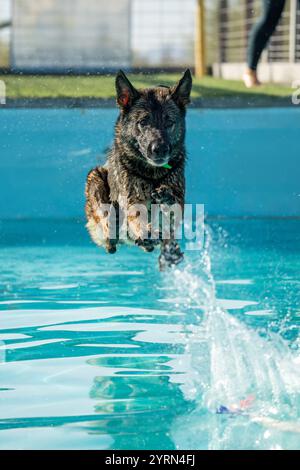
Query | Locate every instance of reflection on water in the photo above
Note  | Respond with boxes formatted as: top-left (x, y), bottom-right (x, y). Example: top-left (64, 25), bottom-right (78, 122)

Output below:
top-left (0, 220), bottom-right (299, 449)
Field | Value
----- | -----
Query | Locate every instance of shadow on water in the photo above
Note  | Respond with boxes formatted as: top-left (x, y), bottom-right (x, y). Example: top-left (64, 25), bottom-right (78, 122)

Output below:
top-left (85, 373), bottom-right (193, 450)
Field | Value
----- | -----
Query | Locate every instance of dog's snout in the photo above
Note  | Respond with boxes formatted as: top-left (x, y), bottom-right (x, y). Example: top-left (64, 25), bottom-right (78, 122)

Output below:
top-left (151, 142), bottom-right (159, 155)
top-left (151, 142), bottom-right (169, 156)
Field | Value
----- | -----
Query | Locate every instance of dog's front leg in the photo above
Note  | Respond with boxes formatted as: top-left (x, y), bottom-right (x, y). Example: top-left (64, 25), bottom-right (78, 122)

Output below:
top-left (151, 185), bottom-right (184, 270)
top-left (159, 239), bottom-right (184, 270)
top-left (126, 203), bottom-right (157, 252)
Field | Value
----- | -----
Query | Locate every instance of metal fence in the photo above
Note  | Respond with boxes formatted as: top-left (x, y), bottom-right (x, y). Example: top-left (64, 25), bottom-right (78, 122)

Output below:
top-left (206, 0), bottom-right (300, 66)
top-left (0, 0), bottom-right (299, 73)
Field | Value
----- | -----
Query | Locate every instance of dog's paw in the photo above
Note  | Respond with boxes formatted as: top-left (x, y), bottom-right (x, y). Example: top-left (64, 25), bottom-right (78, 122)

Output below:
top-left (134, 223), bottom-right (160, 252)
top-left (151, 186), bottom-right (175, 206)
top-left (135, 238), bottom-right (156, 253)
top-left (159, 241), bottom-right (184, 270)
top-left (105, 240), bottom-right (117, 254)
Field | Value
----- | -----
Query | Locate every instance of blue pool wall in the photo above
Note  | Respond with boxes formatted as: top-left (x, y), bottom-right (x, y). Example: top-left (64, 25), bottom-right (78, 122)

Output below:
top-left (0, 107), bottom-right (299, 218)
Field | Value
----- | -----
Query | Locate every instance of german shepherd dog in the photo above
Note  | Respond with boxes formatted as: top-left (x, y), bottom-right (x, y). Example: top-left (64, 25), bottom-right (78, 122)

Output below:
top-left (85, 70), bottom-right (192, 269)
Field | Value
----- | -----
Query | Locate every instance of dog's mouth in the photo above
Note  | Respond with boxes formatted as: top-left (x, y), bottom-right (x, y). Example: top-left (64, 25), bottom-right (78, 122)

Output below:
top-left (146, 155), bottom-right (170, 167)
top-left (146, 144), bottom-right (172, 167)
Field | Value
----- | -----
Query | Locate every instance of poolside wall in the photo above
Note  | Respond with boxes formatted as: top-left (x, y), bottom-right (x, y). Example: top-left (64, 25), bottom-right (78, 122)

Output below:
top-left (213, 63), bottom-right (300, 85)
top-left (0, 107), bottom-right (299, 219)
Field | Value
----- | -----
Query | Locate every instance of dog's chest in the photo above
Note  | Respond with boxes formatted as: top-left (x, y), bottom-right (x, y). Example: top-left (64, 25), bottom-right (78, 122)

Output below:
top-left (108, 162), bottom-right (153, 203)
top-left (130, 179), bottom-right (152, 201)
top-left (117, 177), bottom-right (153, 208)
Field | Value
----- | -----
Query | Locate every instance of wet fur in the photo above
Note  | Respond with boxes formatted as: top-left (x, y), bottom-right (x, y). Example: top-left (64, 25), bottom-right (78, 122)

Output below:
top-left (85, 70), bottom-right (192, 268)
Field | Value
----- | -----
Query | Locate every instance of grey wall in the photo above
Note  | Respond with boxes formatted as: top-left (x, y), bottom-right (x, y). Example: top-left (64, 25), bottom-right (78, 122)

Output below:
top-left (12, 0), bottom-right (131, 69)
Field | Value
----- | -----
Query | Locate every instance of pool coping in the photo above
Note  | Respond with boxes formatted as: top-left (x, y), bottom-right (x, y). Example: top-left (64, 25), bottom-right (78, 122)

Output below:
top-left (1, 96), bottom-right (296, 109)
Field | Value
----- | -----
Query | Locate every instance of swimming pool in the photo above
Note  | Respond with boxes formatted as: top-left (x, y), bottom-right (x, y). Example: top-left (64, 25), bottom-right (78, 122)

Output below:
top-left (0, 108), bottom-right (300, 450)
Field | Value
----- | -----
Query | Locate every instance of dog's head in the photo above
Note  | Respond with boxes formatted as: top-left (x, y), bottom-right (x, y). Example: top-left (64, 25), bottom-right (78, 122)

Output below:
top-left (115, 70), bottom-right (192, 167)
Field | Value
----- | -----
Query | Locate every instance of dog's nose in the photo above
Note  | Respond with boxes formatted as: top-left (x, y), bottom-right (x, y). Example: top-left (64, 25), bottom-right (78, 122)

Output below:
top-left (151, 142), bottom-right (169, 156)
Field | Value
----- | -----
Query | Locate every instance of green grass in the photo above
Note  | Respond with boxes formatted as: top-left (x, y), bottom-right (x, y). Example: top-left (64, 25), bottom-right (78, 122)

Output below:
top-left (0, 73), bottom-right (293, 100)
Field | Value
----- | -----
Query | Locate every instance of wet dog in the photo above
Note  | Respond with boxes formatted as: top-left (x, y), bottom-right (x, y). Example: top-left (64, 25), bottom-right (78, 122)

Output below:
top-left (85, 70), bottom-right (192, 269)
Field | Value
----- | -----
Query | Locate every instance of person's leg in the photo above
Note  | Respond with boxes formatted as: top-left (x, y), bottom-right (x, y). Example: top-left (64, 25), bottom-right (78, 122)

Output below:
top-left (244, 0), bottom-right (286, 87)
top-left (248, 0), bottom-right (286, 71)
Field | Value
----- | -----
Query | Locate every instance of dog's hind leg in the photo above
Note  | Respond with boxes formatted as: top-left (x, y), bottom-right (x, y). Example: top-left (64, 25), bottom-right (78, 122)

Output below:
top-left (85, 167), bottom-right (118, 254)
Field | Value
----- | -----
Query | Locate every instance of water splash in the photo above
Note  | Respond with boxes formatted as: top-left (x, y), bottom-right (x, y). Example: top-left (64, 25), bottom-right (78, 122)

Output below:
top-left (167, 226), bottom-right (300, 450)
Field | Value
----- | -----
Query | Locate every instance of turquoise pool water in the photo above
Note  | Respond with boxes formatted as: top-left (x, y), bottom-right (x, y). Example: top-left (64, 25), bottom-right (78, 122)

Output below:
top-left (0, 219), bottom-right (299, 450)
top-left (1, 107), bottom-right (299, 218)
top-left (0, 107), bottom-right (300, 449)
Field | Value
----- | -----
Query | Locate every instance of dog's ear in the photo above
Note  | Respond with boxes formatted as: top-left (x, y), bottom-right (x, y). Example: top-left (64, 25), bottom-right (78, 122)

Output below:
top-left (116, 70), bottom-right (139, 109)
top-left (170, 69), bottom-right (192, 108)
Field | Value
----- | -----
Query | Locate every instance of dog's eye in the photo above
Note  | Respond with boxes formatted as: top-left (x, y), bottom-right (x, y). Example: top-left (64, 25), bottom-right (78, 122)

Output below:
top-left (139, 117), bottom-right (150, 127)
top-left (165, 116), bottom-right (175, 128)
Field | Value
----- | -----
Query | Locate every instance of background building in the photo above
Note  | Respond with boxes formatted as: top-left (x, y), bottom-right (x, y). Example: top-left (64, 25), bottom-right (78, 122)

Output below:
top-left (0, 0), bottom-right (299, 81)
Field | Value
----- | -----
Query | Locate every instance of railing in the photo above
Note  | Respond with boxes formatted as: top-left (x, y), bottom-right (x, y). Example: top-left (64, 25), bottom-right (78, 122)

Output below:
top-left (206, 0), bottom-right (300, 66)
top-left (0, 0), bottom-right (11, 68)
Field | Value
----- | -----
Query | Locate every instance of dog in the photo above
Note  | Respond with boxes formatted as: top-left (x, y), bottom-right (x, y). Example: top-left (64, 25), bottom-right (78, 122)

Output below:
top-left (85, 69), bottom-right (192, 269)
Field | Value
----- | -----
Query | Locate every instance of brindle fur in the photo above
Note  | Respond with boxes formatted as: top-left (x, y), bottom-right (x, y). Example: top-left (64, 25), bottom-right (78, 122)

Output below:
top-left (85, 70), bottom-right (192, 269)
